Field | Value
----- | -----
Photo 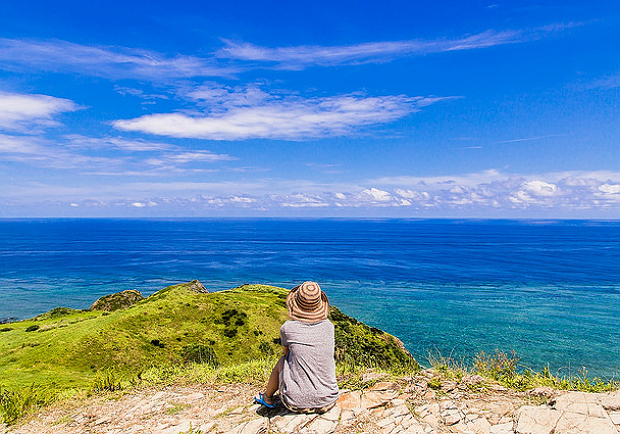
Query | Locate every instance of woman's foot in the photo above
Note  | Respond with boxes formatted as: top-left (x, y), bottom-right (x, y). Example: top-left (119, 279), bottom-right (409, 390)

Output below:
top-left (254, 393), bottom-right (276, 409)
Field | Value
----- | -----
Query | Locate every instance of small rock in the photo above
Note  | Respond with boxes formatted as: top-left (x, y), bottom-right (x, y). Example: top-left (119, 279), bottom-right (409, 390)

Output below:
top-left (371, 381), bottom-right (398, 391)
top-left (467, 417), bottom-right (492, 434)
top-left (200, 421), bottom-right (216, 432)
top-left (489, 422), bottom-right (514, 434)
top-left (403, 423), bottom-right (426, 434)
top-left (93, 415), bottom-right (111, 425)
top-left (363, 371), bottom-right (388, 383)
top-left (162, 421), bottom-right (192, 434)
top-left (599, 390), bottom-right (620, 411)
top-left (361, 391), bottom-right (389, 409)
top-left (441, 381), bottom-right (457, 392)
top-left (442, 409), bottom-right (461, 426)
top-left (526, 387), bottom-right (555, 398)
top-left (340, 409), bottom-right (355, 421)
top-left (153, 391), bottom-right (167, 401)
top-left (515, 406), bottom-right (560, 434)
top-left (489, 384), bottom-right (507, 392)
top-left (231, 418), bottom-right (268, 434)
top-left (187, 280), bottom-right (209, 293)
top-left (306, 416), bottom-right (337, 434)
top-left (184, 392), bottom-right (205, 401)
top-left (271, 413), bottom-right (311, 432)
top-left (463, 375), bottom-right (487, 385)
top-left (321, 405), bottom-right (341, 421)
top-left (337, 391), bottom-right (362, 410)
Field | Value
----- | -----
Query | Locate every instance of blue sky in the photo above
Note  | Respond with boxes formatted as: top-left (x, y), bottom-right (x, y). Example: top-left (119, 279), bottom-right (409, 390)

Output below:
top-left (1, 0), bottom-right (620, 218)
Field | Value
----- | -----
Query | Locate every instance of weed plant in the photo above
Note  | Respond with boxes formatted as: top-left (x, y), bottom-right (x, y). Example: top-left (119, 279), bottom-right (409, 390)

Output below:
top-left (428, 349), bottom-right (619, 393)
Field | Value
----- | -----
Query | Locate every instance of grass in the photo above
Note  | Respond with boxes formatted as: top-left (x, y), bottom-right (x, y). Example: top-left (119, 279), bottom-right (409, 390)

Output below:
top-left (7, 280), bottom-right (616, 426)
top-left (0, 281), bottom-right (419, 424)
top-left (427, 349), bottom-right (620, 394)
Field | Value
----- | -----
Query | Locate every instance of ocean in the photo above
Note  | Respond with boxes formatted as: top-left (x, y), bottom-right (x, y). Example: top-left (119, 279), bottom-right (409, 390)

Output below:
top-left (1, 218), bottom-right (619, 378)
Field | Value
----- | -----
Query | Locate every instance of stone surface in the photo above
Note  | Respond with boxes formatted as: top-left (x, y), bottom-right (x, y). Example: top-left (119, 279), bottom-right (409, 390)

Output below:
top-left (337, 391), bottom-right (362, 410)
top-left (515, 406), bottom-right (561, 434)
top-left (4, 371), bottom-right (620, 434)
top-left (490, 422), bottom-right (514, 434)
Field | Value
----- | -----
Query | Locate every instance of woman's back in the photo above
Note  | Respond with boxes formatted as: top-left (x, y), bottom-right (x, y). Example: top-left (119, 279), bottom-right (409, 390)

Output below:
top-left (279, 319), bottom-right (339, 409)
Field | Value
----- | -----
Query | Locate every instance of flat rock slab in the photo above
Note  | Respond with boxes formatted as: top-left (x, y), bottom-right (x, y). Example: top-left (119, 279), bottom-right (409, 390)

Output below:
top-left (5, 373), bottom-right (620, 434)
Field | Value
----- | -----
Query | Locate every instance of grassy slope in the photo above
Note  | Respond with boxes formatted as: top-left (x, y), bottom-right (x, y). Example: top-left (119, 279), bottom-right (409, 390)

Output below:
top-left (0, 282), bottom-right (417, 393)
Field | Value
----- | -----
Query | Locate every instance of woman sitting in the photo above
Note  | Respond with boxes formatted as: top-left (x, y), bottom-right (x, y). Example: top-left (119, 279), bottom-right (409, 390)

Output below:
top-left (254, 281), bottom-right (340, 413)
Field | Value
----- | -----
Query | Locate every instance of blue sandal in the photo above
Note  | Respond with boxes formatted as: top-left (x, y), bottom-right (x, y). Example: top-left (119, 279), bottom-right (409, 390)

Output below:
top-left (254, 393), bottom-right (276, 408)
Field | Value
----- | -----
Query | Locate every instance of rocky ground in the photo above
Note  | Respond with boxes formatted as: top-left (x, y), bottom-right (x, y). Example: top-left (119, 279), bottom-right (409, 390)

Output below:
top-left (2, 370), bottom-right (620, 434)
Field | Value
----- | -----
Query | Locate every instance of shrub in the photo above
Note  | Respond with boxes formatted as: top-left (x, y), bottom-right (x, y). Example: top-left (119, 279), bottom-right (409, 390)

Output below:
top-left (91, 369), bottom-right (122, 392)
top-left (25, 325), bottom-right (40, 332)
top-left (150, 339), bottom-right (165, 348)
top-left (0, 385), bottom-right (56, 425)
top-left (0, 328), bottom-right (12, 332)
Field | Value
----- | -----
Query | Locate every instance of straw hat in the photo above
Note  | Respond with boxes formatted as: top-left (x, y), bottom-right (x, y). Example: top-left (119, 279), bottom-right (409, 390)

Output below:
top-left (286, 281), bottom-right (330, 323)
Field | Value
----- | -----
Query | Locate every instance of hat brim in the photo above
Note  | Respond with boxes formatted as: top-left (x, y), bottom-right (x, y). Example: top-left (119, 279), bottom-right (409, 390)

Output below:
top-left (286, 286), bottom-right (330, 323)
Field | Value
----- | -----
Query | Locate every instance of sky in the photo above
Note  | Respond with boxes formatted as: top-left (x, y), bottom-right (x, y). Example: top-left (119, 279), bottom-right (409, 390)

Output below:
top-left (1, 0), bottom-right (620, 218)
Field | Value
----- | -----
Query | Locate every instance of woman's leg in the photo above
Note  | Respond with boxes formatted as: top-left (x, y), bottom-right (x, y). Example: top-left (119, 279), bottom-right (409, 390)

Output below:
top-left (264, 355), bottom-right (285, 403)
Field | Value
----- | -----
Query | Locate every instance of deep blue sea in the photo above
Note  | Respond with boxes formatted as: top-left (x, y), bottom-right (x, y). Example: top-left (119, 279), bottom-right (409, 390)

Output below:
top-left (1, 219), bottom-right (619, 378)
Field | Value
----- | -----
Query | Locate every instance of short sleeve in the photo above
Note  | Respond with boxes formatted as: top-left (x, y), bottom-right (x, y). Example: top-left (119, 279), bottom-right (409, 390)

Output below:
top-left (280, 322), bottom-right (288, 347)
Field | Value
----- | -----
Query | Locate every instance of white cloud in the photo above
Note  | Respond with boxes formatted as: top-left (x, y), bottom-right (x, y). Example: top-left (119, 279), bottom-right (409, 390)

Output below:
top-left (7, 169), bottom-right (620, 215)
top-left (114, 93), bottom-right (446, 140)
top-left (395, 189), bottom-right (431, 201)
top-left (0, 92), bottom-right (78, 131)
top-left (522, 180), bottom-right (558, 196)
top-left (0, 38), bottom-right (233, 80)
top-left (361, 188), bottom-right (391, 201)
top-left (280, 193), bottom-right (329, 208)
top-left (218, 24), bottom-right (576, 69)
top-left (599, 184), bottom-right (620, 195)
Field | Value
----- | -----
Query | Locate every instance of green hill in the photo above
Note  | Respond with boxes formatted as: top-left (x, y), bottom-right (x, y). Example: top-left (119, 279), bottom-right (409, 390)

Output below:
top-left (0, 281), bottom-right (418, 394)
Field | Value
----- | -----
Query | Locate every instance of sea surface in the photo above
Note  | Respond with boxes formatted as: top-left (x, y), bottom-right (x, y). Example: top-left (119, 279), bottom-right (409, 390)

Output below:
top-left (1, 218), bottom-right (619, 378)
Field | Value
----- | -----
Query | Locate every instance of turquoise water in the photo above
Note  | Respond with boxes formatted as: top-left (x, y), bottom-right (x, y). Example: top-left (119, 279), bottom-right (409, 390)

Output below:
top-left (1, 219), bottom-right (619, 377)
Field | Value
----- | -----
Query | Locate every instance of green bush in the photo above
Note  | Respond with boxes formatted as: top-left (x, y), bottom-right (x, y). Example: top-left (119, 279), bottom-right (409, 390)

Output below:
top-left (91, 369), bottom-right (122, 392)
top-left (25, 325), bottom-right (40, 332)
top-left (0, 385), bottom-right (56, 425)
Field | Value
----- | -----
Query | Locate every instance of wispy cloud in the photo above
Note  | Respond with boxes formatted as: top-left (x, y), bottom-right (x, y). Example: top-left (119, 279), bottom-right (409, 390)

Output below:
top-left (0, 134), bottom-right (121, 170)
top-left (496, 134), bottom-right (564, 144)
top-left (0, 38), bottom-right (235, 80)
top-left (589, 73), bottom-right (620, 90)
top-left (0, 132), bottom-right (235, 172)
top-left (64, 135), bottom-right (174, 151)
top-left (0, 133), bottom-right (50, 154)
top-left (0, 92), bottom-right (78, 132)
top-left (114, 88), bottom-right (450, 140)
top-left (0, 22), bottom-right (577, 82)
top-left (144, 150), bottom-right (236, 166)
top-left (218, 23), bottom-right (577, 69)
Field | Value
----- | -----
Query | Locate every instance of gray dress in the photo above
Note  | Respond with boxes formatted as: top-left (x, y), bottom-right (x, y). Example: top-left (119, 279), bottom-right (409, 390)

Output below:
top-left (279, 319), bottom-right (340, 409)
